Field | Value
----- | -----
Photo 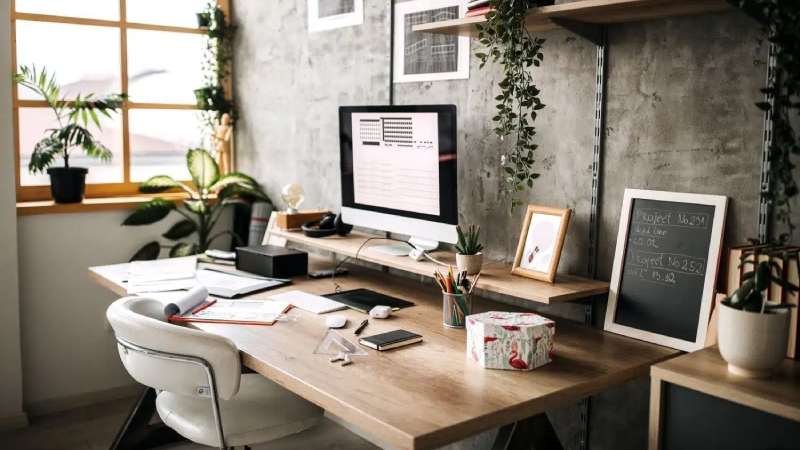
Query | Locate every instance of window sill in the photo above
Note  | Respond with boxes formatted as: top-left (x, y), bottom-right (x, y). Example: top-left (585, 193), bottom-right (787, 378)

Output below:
top-left (16, 193), bottom-right (191, 216)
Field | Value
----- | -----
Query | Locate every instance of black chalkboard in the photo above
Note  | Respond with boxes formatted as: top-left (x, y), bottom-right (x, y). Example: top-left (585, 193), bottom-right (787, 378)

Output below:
top-left (614, 198), bottom-right (716, 342)
top-left (662, 384), bottom-right (800, 450)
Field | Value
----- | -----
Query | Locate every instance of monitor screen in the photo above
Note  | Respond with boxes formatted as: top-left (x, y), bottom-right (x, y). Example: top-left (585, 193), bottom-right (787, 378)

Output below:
top-left (339, 105), bottom-right (457, 228)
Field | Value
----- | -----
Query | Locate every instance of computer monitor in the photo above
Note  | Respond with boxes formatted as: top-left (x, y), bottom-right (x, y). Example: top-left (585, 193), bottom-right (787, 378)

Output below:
top-left (339, 105), bottom-right (458, 253)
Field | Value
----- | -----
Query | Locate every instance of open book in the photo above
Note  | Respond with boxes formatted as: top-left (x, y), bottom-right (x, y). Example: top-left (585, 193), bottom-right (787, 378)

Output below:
top-left (145, 286), bottom-right (291, 326)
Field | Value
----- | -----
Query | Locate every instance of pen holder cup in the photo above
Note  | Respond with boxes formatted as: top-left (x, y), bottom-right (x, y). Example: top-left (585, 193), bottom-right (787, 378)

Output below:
top-left (442, 292), bottom-right (472, 329)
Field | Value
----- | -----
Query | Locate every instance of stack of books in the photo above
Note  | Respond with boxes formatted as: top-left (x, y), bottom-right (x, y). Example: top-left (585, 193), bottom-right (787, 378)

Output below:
top-left (466, 0), bottom-right (492, 17)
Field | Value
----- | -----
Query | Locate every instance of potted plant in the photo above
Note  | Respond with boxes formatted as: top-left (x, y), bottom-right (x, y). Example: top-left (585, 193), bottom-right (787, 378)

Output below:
top-left (718, 250), bottom-right (797, 377)
top-left (14, 65), bottom-right (125, 203)
top-left (122, 148), bottom-right (271, 260)
top-left (196, 1), bottom-right (236, 131)
top-left (196, 11), bottom-right (212, 28)
top-left (455, 225), bottom-right (483, 275)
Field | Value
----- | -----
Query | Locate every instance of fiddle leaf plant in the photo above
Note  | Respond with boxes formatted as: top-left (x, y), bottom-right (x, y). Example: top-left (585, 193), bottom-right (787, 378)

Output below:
top-left (122, 148), bottom-right (270, 261)
top-left (476, 0), bottom-right (547, 211)
top-left (14, 65), bottom-right (125, 172)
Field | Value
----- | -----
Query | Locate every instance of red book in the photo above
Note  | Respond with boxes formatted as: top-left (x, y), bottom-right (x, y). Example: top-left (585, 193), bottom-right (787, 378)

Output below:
top-left (466, 6), bottom-right (493, 17)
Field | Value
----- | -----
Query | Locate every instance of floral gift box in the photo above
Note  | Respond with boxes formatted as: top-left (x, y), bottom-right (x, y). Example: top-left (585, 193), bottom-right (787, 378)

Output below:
top-left (466, 311), bottom-right (555, 371)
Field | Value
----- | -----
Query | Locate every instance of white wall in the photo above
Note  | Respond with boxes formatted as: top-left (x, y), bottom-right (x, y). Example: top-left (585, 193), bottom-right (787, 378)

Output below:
top-left (17, 210), bottom-right (232, 413)
top-left (0, 0), bottom-right (27, 430)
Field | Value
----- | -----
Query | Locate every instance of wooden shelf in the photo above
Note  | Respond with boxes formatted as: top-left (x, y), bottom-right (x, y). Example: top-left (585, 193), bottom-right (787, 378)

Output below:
top-left (269, 228), bottom-right (609, 305)
top-left (16, 193), bottom-right (193, 216)
top-left (413, 0), bottom-right (732, 38)
top-left (651, 347), bottom-right (800, 422)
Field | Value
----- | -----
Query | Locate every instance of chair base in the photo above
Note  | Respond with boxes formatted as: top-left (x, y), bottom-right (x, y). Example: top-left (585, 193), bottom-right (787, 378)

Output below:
top-left (109, 387), bottom-right (186, 450)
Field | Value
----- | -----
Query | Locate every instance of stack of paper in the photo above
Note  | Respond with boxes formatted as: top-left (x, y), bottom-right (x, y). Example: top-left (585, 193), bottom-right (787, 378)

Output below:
top-left (127, 256), bottom-right (198, 294)
top-left (172, 299), bottom-right (291, 325)
top-left (196, 268), bottom-right (288, 297)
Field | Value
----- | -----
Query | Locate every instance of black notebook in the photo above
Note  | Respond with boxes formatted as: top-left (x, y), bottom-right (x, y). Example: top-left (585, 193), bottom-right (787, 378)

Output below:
top-left (324, 288), bottom-right (415, 313)
top-left (359, 329), bottom-right (423, 351)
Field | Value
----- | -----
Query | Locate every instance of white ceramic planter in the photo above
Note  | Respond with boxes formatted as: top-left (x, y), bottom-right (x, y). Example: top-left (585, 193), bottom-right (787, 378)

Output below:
top-left (718, 302), bottom-right (789, 378)
top-left (456, 252), bottom-right (483, 275)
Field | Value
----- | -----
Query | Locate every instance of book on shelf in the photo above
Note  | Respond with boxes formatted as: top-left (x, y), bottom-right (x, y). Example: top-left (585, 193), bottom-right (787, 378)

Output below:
top-left (466, 6), bottom-right (493, 17)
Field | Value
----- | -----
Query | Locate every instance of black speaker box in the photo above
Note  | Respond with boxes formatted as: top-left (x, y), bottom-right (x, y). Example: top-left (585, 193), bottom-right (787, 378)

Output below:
top-left (235, 245), bottom-right (308, 279)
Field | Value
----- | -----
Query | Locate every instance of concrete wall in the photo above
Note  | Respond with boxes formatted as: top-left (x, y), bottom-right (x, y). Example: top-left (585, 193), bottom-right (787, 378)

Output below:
top-left (0, 0), bottom-right (27, 430)
top-left (232, 2), bottom-right (783, 450)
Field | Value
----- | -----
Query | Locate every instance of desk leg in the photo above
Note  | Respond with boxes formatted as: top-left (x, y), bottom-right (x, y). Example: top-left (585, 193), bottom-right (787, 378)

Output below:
top-left (109, 387), bottom-right (185, 450)
top-left (491, 413), bottom-right (564, 450)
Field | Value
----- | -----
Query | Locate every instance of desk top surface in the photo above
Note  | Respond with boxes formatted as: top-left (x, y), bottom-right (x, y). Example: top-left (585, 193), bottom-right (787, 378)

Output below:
top-left (652, 347), bottom-right (800, 422)
top-left (90, 260), bottom-right (676, 450)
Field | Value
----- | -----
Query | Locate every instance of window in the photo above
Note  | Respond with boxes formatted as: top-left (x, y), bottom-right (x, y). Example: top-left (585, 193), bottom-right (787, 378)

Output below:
top-left (12, 0), bottom-right (227, 202)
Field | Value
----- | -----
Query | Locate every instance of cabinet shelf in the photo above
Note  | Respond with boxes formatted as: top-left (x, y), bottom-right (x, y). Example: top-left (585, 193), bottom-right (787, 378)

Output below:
top-left (412, 0), bottom-right (732, 38)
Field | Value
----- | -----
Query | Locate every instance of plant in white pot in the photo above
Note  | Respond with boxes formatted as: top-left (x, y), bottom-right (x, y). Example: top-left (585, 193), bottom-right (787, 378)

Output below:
top-left (455, 225), bottom-right (483, 275)
top-left (719, 252), bottom-right (797, 378)
top-left (14, 65), bottom-right (125, 203)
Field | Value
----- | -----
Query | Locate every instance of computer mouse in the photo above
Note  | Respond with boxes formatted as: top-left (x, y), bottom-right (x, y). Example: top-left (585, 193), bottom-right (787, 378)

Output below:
top-left (325, 315), bottom-right (348, 329)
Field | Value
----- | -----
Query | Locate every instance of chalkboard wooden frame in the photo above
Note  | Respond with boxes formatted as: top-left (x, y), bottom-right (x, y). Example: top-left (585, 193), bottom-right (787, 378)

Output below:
top-left (604, 189), bottom-right (728, 351)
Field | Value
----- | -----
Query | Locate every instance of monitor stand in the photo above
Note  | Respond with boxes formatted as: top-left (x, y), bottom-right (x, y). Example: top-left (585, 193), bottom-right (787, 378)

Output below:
top-left (371, 236), bottom-right (439, 256)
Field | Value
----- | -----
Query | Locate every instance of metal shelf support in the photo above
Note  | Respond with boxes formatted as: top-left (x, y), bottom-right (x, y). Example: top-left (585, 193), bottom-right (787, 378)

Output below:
top-left (758, 41), bottom-right (777, 243)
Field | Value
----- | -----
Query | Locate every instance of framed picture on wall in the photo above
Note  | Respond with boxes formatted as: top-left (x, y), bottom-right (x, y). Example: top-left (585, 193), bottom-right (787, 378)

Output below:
top-left (511, 205), bottom-right (572, 283)
top-left (393, 0), bottom-right (469, 83)
top-left (308, 0), bottom-right (364, 33)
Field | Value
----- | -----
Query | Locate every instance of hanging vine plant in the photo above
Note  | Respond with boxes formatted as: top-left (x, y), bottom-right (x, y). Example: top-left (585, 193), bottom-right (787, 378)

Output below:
top-left (731, 0), bottom-right (800, 241)
top-left (195, 1), bottom-right (236, 132)
top-left (475, 0), bottom-right (549, 210)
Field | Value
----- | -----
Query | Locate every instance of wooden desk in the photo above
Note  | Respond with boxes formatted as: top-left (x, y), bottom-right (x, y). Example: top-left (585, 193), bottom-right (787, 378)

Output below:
top-left (649, 347), bottom-right (800, 450)
top-left (91, 260), bottom-right (676, 450)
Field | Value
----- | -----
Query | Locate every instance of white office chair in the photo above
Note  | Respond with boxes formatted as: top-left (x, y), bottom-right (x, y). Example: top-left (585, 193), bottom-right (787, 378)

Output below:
top-left (106, 296), bottom-right (322, 450)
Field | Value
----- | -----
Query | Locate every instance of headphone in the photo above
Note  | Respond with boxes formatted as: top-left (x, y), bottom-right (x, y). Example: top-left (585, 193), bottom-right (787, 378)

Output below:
top-left (301, 212), bottom-right (353, 238)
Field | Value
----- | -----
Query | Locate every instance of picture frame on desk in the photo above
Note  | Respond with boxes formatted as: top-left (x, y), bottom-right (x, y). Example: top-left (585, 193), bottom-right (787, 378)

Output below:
top-left (511, 205), bottom-right (571, 283)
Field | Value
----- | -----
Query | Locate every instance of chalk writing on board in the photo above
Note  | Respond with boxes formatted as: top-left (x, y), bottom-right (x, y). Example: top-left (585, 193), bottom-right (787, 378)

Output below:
top-left (614, 196), bottom-right (720, 345)
top-left (632, 208), bottom-right (710, 229)
top-left (625, 208), bottom-right (708, 288)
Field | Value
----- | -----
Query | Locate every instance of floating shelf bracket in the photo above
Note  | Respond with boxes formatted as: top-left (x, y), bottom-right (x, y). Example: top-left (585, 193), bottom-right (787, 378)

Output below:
top-left (550, 18), bottom-right (604, 46)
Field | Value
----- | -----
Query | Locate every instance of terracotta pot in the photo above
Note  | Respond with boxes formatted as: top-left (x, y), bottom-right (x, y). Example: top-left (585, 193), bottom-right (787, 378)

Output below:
top-left (456, 252), bottom-right (483, 275)
top-left (718, 302), bottom-right (789, 378)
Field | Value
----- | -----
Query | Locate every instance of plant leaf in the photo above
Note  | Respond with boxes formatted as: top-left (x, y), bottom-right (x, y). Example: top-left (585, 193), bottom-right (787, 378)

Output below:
top-left (186, 148), bottom-right (220, 190)
top-left (162, 219), bottom-right (198, 240)
top-left (169, 242), bottom-right (199, 257)
top-left (184, 199), bottom-right (209, 215)
top-left (217, 183), bottom-right (269, 202)
top-left (140, 175), bottom-right (185, 194)
top-left (122, 198), bottom-right (175, 225)
top-left (129, 241), bottom-right (161, 261)
top-left (209, 172), bottom-right (260, 192)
